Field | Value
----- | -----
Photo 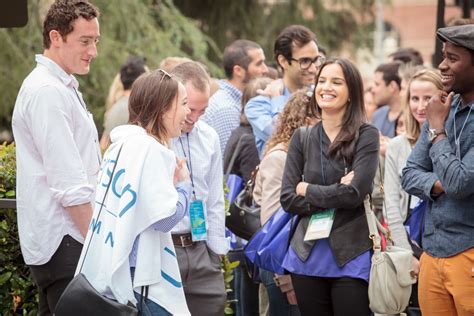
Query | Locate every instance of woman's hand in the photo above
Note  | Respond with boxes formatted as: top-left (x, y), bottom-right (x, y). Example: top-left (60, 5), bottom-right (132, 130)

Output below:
top-left (174, 157), bottom-right (190, 185)
top-left (296, 182), bottom-right (309, 197)
top-left (340, 171), bottom-right (354, 185)
top-left (412, 256), bottom-right (420, 277)
top-left (379, 133), bottom-right (389, 157)
top-left (286, 290), bottom-right (298, 305)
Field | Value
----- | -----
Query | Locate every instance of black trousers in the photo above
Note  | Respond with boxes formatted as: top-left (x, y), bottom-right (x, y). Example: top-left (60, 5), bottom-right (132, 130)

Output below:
top-left (291, 274), bottom-right (371, 316)
top-left (29, 235), bottom-right (82, 316)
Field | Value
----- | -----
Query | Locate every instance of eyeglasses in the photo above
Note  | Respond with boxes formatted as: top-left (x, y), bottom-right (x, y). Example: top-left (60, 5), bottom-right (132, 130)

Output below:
top-left (290, 56), bottom-right (326, 70)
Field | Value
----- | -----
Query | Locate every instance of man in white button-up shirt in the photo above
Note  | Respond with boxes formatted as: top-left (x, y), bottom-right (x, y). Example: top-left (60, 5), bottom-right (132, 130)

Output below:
top-left (11, 1), bottom-right (101, 314)
top-left (170, 61), bottom-right (229, 316)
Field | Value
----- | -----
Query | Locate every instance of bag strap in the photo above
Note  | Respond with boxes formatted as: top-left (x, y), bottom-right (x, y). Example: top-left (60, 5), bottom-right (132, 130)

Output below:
top-left (285, 125), bottom-right (313, 250)
top-left (224, 135), bottom-right (245, 181)
top-left (78, 144), bottom-right (124, 273)
top-left (364, 195), bottom-right (393, 253)
top-left (404, 194), bottom-right (412, 225)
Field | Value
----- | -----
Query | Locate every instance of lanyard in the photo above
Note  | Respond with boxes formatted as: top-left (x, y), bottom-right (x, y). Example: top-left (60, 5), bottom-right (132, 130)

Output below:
top-left (319, 124), bottom-right (348, 186)
top-left (453, 101), bottom-right (473, 159)
top-left (178, 133), bottom-right (196, 198)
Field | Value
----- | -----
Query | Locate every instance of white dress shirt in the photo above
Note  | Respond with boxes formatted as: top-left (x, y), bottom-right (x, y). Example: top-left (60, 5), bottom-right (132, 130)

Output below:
top-left (171, 120), bottom-right (229, 255)
top-left (12, 55), bottom-right (100, 265)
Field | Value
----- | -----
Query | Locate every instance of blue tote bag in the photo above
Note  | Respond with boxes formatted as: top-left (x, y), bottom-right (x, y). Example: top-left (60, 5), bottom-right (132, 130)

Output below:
top-left (404, 199), bottom-right (427, 247)
top-left (244, 207), bottom-right (296, 274)
top-left (226, 174), bottom-right (244, 204)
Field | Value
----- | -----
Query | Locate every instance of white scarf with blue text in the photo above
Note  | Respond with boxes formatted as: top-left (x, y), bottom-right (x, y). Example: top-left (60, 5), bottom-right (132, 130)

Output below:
top-left (76, 125), bottom-right (190, 315)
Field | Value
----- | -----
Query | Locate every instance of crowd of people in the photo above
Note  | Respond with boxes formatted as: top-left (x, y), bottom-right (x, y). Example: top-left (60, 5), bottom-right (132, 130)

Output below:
top-left (11, 0), bottom-right (474, 315)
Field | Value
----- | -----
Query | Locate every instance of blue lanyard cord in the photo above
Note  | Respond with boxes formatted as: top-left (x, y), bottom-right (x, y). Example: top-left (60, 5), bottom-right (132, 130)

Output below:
top-left (178, 133), bottom-right (196, 198)
top-left (319, 124), bottom-right (348, 186)
top-left (319, 125), bottom-right (327, 185)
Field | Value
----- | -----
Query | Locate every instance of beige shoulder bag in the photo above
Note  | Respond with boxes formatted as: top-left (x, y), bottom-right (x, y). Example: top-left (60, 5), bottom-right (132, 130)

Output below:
top-left (364, 196), bottom-right (417, 314)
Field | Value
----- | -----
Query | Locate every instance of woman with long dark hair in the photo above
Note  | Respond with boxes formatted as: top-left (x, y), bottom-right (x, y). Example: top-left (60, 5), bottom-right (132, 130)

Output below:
top-left (280, 58), bottom-right (379, 315)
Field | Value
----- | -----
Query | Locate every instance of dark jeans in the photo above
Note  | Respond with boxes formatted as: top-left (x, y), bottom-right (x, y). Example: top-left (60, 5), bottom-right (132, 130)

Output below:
top-left (234, 264), bottom-right (259, 316)
top-left (29, 235), bottom-right (82, 316)
top-left (260, 269), bottom-right (300, 316)
top-left (130, 267), bottom-right (172, 316)
top-left (291, 274), bottom-right (370, 316)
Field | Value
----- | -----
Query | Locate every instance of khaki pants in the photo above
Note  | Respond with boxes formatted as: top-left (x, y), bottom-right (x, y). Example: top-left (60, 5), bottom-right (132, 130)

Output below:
top-left (175, 242), bottom-right (226, 316)
top-left (419, 248), bottom-right (474, 316)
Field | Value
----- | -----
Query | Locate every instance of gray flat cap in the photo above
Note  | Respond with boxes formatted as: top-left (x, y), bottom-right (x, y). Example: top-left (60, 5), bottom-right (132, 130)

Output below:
top-left (437, 24), bottom-right (474, 51)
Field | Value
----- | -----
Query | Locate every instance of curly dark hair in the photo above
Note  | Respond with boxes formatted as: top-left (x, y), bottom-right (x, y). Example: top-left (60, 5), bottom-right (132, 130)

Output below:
top-left (264, 89), bottom-right (315, 155)
top-left (43, 0), bottom-right (100, 49)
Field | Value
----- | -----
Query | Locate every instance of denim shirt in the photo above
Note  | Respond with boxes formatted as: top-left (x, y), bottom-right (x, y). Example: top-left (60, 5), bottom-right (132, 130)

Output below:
top-left (401, 95), bottom-right (474, 258)
top-left (244, 87), bottom-right (291, 157)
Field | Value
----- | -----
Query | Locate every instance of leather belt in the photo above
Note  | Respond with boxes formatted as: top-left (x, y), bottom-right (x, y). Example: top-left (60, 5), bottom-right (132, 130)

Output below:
top-left (172, 232), bottom-right (194, 247)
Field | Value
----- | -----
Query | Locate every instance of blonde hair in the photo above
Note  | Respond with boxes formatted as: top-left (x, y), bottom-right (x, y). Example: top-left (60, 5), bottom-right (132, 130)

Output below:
top-left (264, 90), bottom-right (315, 155)
top-left (404, 68), bottom-right (443, 145)
top-left (105, 74), bottom-right (125, 110)
top-left (159, 56), bottom-right (193, 73)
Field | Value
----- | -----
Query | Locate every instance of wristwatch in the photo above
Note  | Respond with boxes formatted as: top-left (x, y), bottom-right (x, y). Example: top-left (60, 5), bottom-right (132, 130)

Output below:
top-left (428, 128), bottom-right (446, 142)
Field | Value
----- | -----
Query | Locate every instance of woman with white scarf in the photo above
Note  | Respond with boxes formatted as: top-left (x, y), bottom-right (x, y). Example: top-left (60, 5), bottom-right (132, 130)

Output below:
top-left (76, 69), bottom-right (192, 315)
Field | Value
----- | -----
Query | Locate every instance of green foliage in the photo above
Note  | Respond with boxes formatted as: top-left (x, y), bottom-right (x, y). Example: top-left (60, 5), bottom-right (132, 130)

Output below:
top-left (221, 254), bottom-right (240, 315)
top-left (174, 0), bottom-right (375, 66)
top-left (0, 0), bottom-right (222, 135)
top-left (0, 143), bottom-right (38, 315)
top-left (0, 142), bottom-right (16, 198)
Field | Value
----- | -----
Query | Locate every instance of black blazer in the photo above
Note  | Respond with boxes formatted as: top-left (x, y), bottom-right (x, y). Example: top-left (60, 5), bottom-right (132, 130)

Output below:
top-left (280, 122), bottom-right (379, 266)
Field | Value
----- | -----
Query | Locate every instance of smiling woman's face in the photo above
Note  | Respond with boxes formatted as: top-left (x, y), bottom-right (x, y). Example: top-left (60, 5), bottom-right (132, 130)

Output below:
top-left (315, 63), bottom-right (349, 116)
top-left (162, 82), bottom-right (189, 139)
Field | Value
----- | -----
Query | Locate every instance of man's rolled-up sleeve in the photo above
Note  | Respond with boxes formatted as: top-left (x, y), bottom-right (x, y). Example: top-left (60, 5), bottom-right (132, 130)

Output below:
top-left (401, 124), bottom-right (439, 201)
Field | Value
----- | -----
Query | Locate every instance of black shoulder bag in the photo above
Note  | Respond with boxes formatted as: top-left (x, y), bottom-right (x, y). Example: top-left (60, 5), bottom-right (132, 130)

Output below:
top-left (225, 135), bottom-right (261, 240)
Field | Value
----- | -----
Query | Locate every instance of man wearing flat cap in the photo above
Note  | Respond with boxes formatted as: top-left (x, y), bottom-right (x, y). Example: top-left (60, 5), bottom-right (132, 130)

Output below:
top-left (402, 24), bottom-right (474, 316)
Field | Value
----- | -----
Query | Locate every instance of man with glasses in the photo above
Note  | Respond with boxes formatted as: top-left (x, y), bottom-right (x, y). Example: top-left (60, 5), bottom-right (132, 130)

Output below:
top-left (245, 24), bottom-right (322, 156)
top-left (11, 1), bottom-right (101, 314)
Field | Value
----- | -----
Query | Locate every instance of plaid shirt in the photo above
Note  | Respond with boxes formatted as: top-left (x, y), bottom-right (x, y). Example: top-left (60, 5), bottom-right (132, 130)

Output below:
top-left (201, 80), bottom-right (242, 157)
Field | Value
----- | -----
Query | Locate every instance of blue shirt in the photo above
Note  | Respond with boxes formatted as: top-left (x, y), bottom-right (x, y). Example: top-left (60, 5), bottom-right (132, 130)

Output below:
top-left (283, 239), bottom-right (371, 281)
top-left (401, 95), bottom-right (474, 258)
top-left (371, 105), bottom-right (396, 137)
top-left (244, 87), bottom-right (291, 156)
top-left (201, 80), bottom-right (242, 157)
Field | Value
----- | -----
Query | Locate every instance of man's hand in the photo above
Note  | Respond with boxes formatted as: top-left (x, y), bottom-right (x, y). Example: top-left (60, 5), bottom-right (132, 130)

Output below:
top-left (427, 91), bottom-right (454, 129)
top-left (65, 203), bottom-right (93, 238)
top-left (257, 79), bottom-right (284, 98)
top-left (431, 180), bottom-right (445, 196)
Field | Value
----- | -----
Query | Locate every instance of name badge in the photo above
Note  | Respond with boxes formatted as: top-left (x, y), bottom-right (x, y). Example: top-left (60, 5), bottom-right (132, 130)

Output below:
top-left (304, 208), bottom-right (335, 241)
top-left (190, 199), bottom-right (207, 241)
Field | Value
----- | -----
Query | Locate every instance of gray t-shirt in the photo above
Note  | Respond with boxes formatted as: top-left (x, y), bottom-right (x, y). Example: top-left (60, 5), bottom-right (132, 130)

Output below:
top-left (103, 96), bottom-right (129, 135)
